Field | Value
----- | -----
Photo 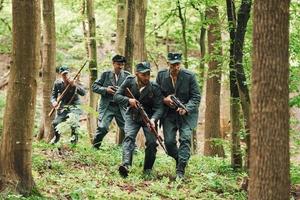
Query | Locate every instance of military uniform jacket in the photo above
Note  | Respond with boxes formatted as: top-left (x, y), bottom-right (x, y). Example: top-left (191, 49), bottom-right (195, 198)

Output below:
top-left (113, 76), bottom-right (164, 122)
top-left (50, 79), bottom-right (86, 109)
top-left (156, 68), bottom-right (201, 129)
top-left (92, 70), bottom-right (131, 119)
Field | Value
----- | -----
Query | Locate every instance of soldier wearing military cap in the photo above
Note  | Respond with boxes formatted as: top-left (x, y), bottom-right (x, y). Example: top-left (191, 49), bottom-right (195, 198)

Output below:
top-left (156, 52), bottom-right (201, 179)
top-left (92, 55), bottom-right (131, 149)
top-left (50, 65), bottom-right (86, 144)
top-left (114, 61), bottom-right (164, 177)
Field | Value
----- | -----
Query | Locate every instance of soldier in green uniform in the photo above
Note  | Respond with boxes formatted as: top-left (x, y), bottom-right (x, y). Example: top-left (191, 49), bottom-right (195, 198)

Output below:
top-left (156, 53), bottom-right (201, 178)
top-left (92, 55), bottom-right (131, 149)
top-left (114, 61), bottom-right (163, 177)
top-left (50, 65), bottom-right (86, 144)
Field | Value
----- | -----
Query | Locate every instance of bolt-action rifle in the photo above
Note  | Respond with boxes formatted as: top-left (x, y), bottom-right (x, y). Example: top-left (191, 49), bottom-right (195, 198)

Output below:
top-left (125, 88), bottom-right (167, 154)
top-left (48, 60), bottom-right (88, 117)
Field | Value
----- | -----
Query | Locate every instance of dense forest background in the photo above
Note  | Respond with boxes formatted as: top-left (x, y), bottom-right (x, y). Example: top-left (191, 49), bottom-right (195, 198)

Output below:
top-left (0, 0), bottom-right (299, 199)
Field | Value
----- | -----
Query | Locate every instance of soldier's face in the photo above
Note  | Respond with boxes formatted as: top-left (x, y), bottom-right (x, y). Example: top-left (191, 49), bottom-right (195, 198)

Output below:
top-left (113, 62), bottom-right (124, 74)
top-left (169, 62), bottom-right (181, 75)
top-left (136, 71), bottom-right (150, 86)
top-left (61, 72), bottom-right (69, 82)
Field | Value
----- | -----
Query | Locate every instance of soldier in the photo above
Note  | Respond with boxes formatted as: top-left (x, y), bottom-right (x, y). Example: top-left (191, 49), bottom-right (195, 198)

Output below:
top-left (50, 65), bottom-right (86, 144)
top-left (156, 53), bottom-right (201, 179)
top-left (114, 61), bottom-right (163, 177)
top-left (92, 55), bottom-right (131, 149)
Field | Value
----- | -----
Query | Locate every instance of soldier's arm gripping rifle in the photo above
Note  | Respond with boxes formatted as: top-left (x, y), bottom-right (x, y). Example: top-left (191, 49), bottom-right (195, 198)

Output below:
top-left (48, 60), bottom-right (88, 117)
top-left (170, 95), bottom-right (188, 114)
top-left (125, 88), bottom-right (168, 154)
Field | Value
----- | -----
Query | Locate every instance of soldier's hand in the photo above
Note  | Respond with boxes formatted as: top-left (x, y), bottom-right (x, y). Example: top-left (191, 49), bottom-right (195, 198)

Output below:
top-left (128, 98), bottom-right (138, 109)
top-left (106, 86), bottom-right (116, 95)
top-left (52, 101), bottom-right (59, 109)
top-left (147, 118), bottom-right (156, 130)
top-left (67, 79), bottom-right (75, 87)
top-left (177, 108), bottom-right (187, 116)
top-left (163, 95), bottom-right (175, 108)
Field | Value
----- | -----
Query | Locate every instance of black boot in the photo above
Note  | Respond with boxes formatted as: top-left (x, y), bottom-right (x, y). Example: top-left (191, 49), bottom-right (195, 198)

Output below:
top-left (118, 164), bottom-right (129, 178)
top-left (50, 133), bottom-right (60, 144)
top-left (176, 162), bottom-right (186, 179)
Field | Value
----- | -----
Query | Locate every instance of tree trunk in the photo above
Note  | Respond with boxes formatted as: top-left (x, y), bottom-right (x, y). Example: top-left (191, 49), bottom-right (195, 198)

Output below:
top-left (116, 0), bottom-right (126, 55)
top-left (203, 6), bottom-right (224, 157)
top-left (226, 0), bottom-right (243, 169)
top-left (177, 0), bottom-right (188, 68)
top-left (81, 0), bottom-right (89, 58)
top-left (86, 0), bottom-right (98, 142)
top-left (133, 0), bottom-right (147, 61)
top-left (124, 0), bottom-right (135, 72)
top-left (0, 0), bottom-right (41, 195)
top-left (38, 0), bottom-right (56, 142)
top-left (233, 0), bottom-right (252, 169)
top-left (249, 1), bottom-right (290, 199)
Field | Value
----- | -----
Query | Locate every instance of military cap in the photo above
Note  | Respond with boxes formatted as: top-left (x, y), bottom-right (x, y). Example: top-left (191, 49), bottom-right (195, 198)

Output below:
top-left (58, 65), bottom-right (69, 74)
top-left (167, 52), bottom-right (182, 64)
top-left (136, 61), bottom-right (151, 73)
top-left (112, 54), bottom-right (126, 63)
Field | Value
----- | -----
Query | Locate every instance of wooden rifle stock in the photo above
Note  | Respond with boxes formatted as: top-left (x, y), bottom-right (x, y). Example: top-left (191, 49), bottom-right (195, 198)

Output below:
top-left (125, 88), bottom-right (167, 154)
top-left (48, 60), bottom-right (88, 117)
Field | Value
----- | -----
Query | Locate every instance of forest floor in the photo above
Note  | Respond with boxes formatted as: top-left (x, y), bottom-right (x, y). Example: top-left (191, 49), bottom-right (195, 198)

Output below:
top-left (1, 135), bottom-right (300, 200)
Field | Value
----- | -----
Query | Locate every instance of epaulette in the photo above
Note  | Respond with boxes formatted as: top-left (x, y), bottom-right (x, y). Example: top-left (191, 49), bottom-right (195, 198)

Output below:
top-left (126, 75), bottom-right (135, 79)
top-left (150, 81), bottom-right (160, 88)
top-left (124, 70), bottom-right (131, 75)
top-left (181, 68), bottom-right (194, 76)
top-left (157, 68), bottom-right (168, 74)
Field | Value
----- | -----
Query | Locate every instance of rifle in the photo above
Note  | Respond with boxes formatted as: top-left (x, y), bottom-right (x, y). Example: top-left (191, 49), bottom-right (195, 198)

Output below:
top-left (48, 60), bottom-right (88, 117)
top-left (125, 88), bottom-right (168, 154)
top-left (170, 95), bottom-right (188, 114)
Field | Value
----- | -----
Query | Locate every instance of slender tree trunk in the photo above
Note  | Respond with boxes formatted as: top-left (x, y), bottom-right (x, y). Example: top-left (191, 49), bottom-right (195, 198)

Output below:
top-left (81, 0), bottom-right (89, 58)
top-left (124, 0), bottom-right (135, 72)
top-left (249, 1), bottom-right (290, 199)
top-left (38, 0), bottom-right (56, 142)
top-left (226, 0), bottom-right (243, 169)
top-left (177, 0), bottom-right (188, 68)
top-left (116, 0), bottom-right (126, 55)
top-left (203, 6), bottom-right (224, 157)
top-left (0, 0), bottom-right (41, 195)
top-left (86, 0), bottom-right (98, 142)
top-left (233, 0), bottom-right (252, 169)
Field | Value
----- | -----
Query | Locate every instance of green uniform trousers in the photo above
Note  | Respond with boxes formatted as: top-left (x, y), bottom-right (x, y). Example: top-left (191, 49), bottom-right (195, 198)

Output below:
top-left (122, 113), bottom-right (158, 171)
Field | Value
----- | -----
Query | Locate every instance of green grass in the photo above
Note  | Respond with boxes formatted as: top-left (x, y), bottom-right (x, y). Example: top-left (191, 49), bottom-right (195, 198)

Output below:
top-left (2, 134), bottom-right (247, 200)
top-left (2, 133), bottom-right (300, 200)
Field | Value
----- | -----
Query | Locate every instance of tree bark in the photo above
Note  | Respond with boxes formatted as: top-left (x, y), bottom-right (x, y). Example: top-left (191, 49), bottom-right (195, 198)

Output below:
top-left (233, 0), bottom-right (252, 169)
top-left (0, 0), bottom-right (41, 195)
top-left (133, 0), bottom-right (147, 61)
top-left (86, 0), bottom-right (98, 142)
top-left (177, 0), bottom-right (188, 68)
top-left (81, 0), bottom-right (89, 58)
top-left (226, 0), bottom-right (243, 169)
top-left (203, 6), bottom-right (225, 157)
top-left (124, 0), bottom-right (135, 73)
top-left (249, 1), bottom-right (290, 199)
top-left (116, 0), bottom-right (126, 55)
top-left (38, 0), bottom-right (56, 142)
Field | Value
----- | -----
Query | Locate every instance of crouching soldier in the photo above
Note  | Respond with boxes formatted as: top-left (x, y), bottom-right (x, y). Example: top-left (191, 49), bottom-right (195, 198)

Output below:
top-left (114, 61), bottom-right (163, 177)
top-left (50, 65), bottom-right (86, 144)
